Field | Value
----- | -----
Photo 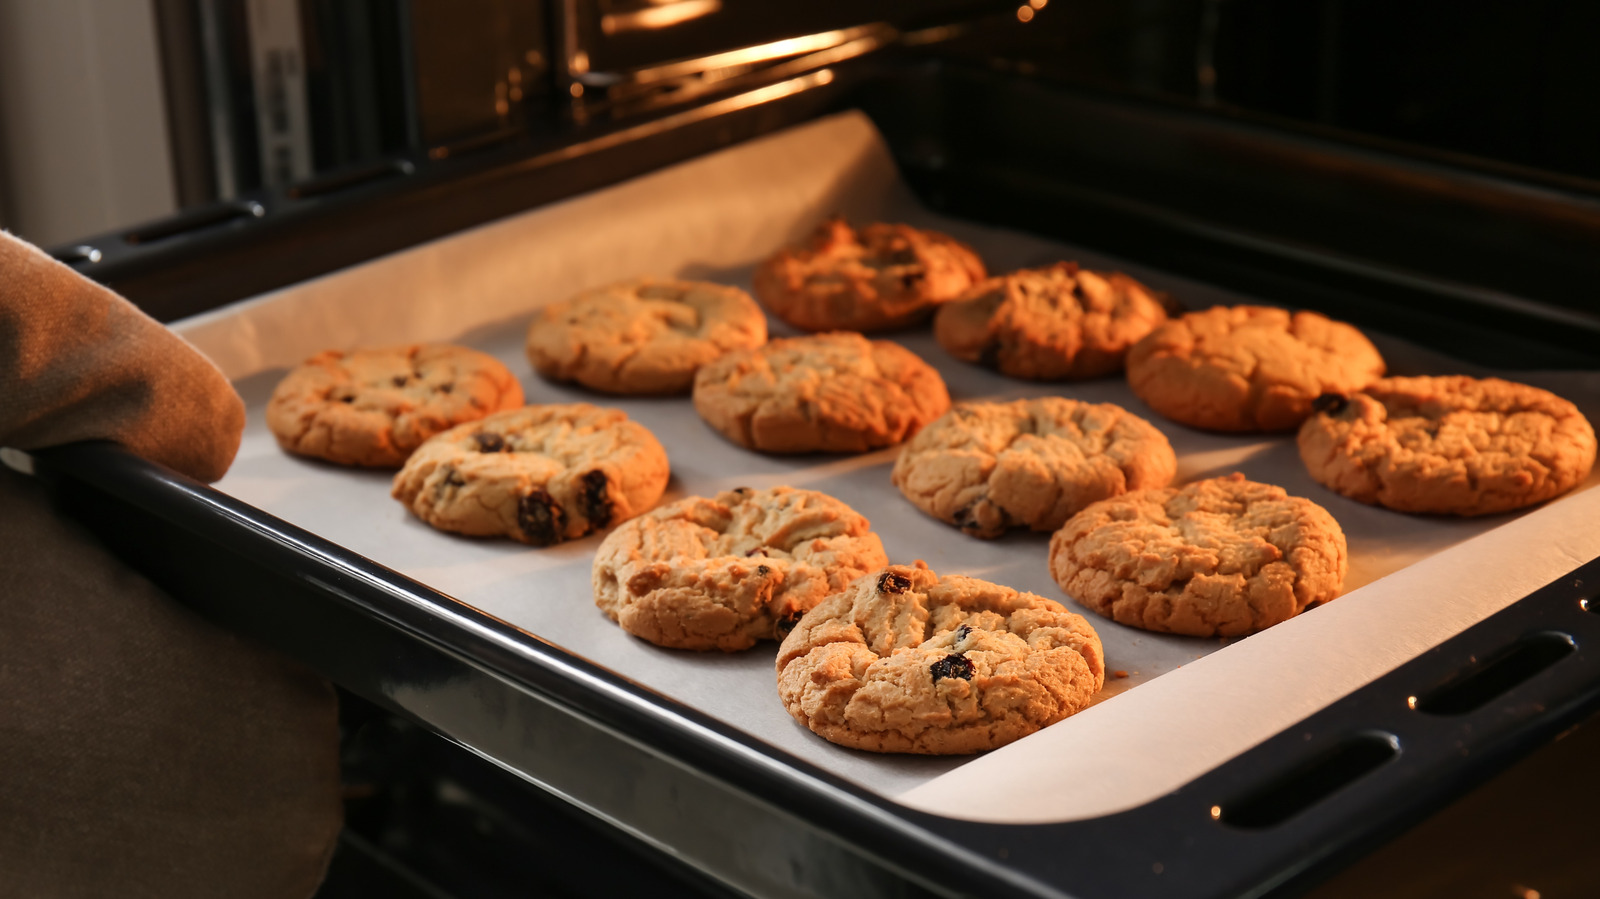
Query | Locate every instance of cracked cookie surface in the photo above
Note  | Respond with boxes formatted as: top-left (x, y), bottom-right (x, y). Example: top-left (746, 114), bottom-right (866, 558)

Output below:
top-left (776, 563), bottom-right (1105, 754)
top-left (934, 262), bottom-right (1169, 380)
top-left (754, 218), bottom-right (986, 332)
top-left (1126, 305), bottom-right (1385, 432)
top-left (593, 486), bottom-right (888, 651)
top-left (1298, 375), bottom-right (1597, 516)
top-left (892, 397), bottom-right (1176, 538)
top-left (525, 278), bottom-right (767, 395)
top-left (267, 343), bottom-right (524, 467)
top-left (391, 403), bottom-right (668, 545)
top-left (1049, 473), bottom-right (1347, 637)
top-left (692, 332), bottom-right (950, 453)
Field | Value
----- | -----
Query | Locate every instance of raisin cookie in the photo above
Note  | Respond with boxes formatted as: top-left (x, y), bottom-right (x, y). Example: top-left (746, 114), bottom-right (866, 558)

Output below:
top-left (754, 218), bottom-right (986, 332)
top-left (1049, 473), bottom-right (1347, 637)
top-left (692, 332), bottom-right (951, 454)
top-left (776, 563), bottom-right (1105, 755)
top-left (893, 398), bottom-right (1177, 538)
top-left (1298, 375), bottom-right (1597, 516)
top-left (1126, 305), bottom-right (1385, 432)
top-left (934, 262), bottom-right (1169, 380)
top-left (267, 343), bottom-right (524, 467)
top-left (525, 278), bottom-right (767, 395)
top-left (391, 404), bottom-right (668, 546)
top-left (593, 487), bottom-right (888, 651)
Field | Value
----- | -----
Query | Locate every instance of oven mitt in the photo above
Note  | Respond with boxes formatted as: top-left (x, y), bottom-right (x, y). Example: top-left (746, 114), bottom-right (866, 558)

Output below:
top-left (0, 231), bottom-right (341, 899)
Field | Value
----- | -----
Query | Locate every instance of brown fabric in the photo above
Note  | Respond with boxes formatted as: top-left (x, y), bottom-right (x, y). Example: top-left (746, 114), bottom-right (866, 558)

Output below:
top-left (0, 232), bottom-right (244, 481)
top-left (0, 230), bottom-right (341, 897)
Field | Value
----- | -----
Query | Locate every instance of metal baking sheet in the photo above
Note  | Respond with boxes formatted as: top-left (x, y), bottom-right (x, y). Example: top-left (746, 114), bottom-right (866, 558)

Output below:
top-left (179, 111), bottom-right (1600, 822)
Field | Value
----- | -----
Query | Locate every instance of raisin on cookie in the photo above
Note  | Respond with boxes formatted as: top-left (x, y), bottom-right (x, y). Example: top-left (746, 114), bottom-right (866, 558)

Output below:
top-left (1049, 473), bottom-right (1348, 637)
top-left (776, 563), bottom-right (1106, 754)
top-left (267, 343), bottom-right (524, 468)
top-left (753, 218), bottom-right (986, 333)
top-left (1298, 375), bottom-right (1597, 516)
top-left (934, 262), bottom-right (1169, 380)
top-left (1126, 305), bottom-right (1385, 432)
top-left (525, 278), bottom-right (766, 395)
top-left (391, 403), bottom-right (668, 546)
top-left (892, 397), bottom-right (1176, 538)
top-left (593, 487), bottom-right (888, 651)
top-left (692, 332), bottom-right (951, 454)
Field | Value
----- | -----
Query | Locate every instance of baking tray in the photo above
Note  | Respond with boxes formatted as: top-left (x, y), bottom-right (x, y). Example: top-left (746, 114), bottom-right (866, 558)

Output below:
top-left (35, 111), bottom-right (1600, 899)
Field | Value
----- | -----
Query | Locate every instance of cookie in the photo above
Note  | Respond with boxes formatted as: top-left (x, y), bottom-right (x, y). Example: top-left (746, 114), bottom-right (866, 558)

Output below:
top-left (391, 403), bottom-right (668, 546)
top-left (1048, 473), bottom-right (1347, 637)
top-left (1126, 305), bottom-right (1385, 432)
top-left (775, 563), bottom-right (1106, 755)
top-left (1298, 375), bottom-right (1597, 516)
top-left (593, 487), bottom-right (888, 651)
top-left (892, 398), bottom-right (1177, 538)
top-left (934, 263), bottom-right (1169, 380)
top-left (753, 218), bottom-right (986, 332)
top-left (525, 278), bottom-right (767, 395)
top-left (267, 343), bottom-right (524, 467)
top-left (692, 332), bottom-right (951, 454)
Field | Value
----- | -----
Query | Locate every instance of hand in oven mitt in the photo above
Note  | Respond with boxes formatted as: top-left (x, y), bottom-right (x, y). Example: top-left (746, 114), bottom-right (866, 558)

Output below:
top-left (0, 231), bottom-right (340, 899)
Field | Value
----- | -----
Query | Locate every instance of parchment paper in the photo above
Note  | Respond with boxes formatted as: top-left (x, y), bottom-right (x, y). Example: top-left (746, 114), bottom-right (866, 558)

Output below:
top-left (178, 112), bottom-right (1600, 823)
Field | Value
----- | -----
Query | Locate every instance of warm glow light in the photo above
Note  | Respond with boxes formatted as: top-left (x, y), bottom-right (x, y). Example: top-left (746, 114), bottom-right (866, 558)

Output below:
top-left (1030, 0), bottom-right (1048, 7)
top-left (569, 82), bottom-right (584, 98)
top-left (1209, 805), bottom-right (1222, 820)
top-left (1406, 695), bottom-right (1418, 710)
top-left (603, 0), bottom-right (721, 35)
top-left (1016, 5), bottom-right (1034, 22)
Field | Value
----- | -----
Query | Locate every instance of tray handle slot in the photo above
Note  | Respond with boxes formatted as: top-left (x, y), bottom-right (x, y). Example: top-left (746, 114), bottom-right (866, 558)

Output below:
top-left (1412, 631), bottom-right (1576, 716)
top-left (1216, 732), bottom-right (1398, 829)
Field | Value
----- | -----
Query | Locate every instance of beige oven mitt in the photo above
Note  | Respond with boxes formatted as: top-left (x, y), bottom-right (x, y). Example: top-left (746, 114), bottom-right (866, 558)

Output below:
top-left (0, 231), bottom-right (340, 899)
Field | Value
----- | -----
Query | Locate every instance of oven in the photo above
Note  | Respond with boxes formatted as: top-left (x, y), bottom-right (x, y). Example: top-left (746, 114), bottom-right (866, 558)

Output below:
top-left (31, 3), bottom-right (1600, 897)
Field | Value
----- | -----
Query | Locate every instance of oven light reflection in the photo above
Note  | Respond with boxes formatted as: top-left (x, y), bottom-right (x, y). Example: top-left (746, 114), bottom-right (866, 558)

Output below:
top-left (603, 0), bottom-right (722, 35)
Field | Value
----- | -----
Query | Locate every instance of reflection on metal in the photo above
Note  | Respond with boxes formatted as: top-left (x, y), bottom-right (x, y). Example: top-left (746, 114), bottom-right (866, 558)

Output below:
top-left (580, 24), bottom-right (883, 89)
top-left (569, 23), bottom-right (889, 123)
top-left (900, 23), bottom-right (970, 47)
top-left (601, 0), bottom-right (721, 35)
top-left (516, 69), bottom-right (836, 174)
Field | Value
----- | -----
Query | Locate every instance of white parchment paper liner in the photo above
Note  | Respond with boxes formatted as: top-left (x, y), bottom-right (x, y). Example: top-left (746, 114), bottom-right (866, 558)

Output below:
top-left (176, 112), bottom-right (1600, 824)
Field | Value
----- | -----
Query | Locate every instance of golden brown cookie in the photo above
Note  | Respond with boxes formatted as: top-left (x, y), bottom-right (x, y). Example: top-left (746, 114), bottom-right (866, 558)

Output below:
top-left (593, 487), bottom-right (888, 651)
top-left (753, 218), bottom-right (986, 332)
top-left (1048, 473), bottom-right (1347, 637)
top-left (391, 404), bottom-right (668, 546)
top-left (692, 332), bottom-right (951, 454)
top-left (266, 344), bottom-right (524, 468)
top-left (1126, 305), bottom-right (1385, 432)
top-left (934, 262), bottom-right (1169, 380)
top-left (892, 398), bottom-right (1176, 538)
top-left (525, 278), bottom-right (767, 395)
top-left (776, 563), bottom-right (1105, 755)
top-left (1298, 375), bottom-right (1597, 516)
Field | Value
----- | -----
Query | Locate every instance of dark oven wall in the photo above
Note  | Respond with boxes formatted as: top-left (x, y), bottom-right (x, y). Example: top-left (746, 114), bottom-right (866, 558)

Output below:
top-left (60, 0), bottom-right (1600, 370)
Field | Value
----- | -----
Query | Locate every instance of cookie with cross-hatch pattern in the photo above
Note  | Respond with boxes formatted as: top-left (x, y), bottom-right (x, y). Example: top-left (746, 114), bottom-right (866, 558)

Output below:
top-left (593, 486), bottom-right (887, 651)
top-left (391, 404), bottom-right (668, 546)
top-left (266, 343), bottom-right (524, 467)
top-left (776, 562), bottom-right (1105, 754)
